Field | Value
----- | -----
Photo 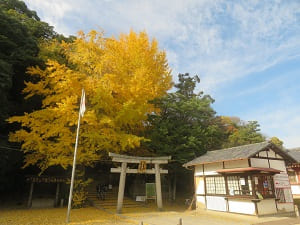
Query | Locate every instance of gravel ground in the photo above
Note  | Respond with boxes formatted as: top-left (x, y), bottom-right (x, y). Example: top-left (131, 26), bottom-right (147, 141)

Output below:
top-left (124, 208), bottom-right (300, 225)
top-left (1, 203), bottom-right (299, 225)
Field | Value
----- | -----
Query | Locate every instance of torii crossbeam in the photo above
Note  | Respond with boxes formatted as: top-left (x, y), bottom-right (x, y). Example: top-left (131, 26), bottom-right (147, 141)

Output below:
top-left (109, 152), bottom-right (171, 213)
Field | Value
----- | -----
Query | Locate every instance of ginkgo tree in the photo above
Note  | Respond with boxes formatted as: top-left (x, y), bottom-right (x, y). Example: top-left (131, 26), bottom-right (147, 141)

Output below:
top-left (8, 30), bottom-right (172, 172)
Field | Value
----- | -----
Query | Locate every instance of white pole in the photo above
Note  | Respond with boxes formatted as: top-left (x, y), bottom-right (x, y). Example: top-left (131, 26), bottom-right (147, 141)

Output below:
top-left (155, 163), bottom-right (163, 210)
top-left (66, 90), bottom-right (84, 223)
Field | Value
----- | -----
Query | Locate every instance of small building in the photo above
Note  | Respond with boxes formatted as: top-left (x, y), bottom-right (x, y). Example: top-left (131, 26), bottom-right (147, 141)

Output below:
top-left (286, 148), bottom-right (300, 198)
top-left (183, 141), bottom-right (296, 216)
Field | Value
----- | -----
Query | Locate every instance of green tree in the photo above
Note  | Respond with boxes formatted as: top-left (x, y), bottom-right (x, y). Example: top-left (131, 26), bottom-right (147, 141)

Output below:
top-left (270, 136), bottom-right (283, 148)
top-left (146, 73), bottom-right (224, 199)
top-left (147, 73), bottom-right (223, 161)
top-left (0, 0), bottom-right (57, 129)
top-left (0, 0), bottom-right (71, 197)
top-left (223, 120), bottom-right (266, 147)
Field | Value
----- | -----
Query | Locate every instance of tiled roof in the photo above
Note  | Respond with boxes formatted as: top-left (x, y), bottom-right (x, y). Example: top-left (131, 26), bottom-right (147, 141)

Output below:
top-left (286, 147), bottom-right (300, 162)
top-left (183, 141), bottom-right (296, 167)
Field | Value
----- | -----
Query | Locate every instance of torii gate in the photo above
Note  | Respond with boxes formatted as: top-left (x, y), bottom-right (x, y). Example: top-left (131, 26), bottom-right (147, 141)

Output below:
top-left (109, 152), bottom-right (171, 213)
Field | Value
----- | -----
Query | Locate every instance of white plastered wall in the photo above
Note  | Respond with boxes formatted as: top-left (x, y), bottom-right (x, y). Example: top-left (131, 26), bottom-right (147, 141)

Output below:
top-left (204, 162), bottom-right (223, 175)
top-left (196, 196), bottom-right (206, 209)
top-left (224, 159), bottom-right (248, 169)
top-left (228, 199), bottom-right (256, 215)
top-left (250, 158), bottom-right (269, 168)
top-left (206, 196), bottom-right (227, 211)
top-left (257, 199), bottom-right (277, 215)
top-left (195, 176), bottom-right (205, 195)
top-left (267, 149), bottom-right (283, 158)
top-left (277, 202), bottom-right (295, 212)
top-left (269, 160), bottom-right (286, 171)
top-left (195, 165), bottom-right (204, 176)
top-left (291, 185), bottom-right (300, 195)
top-left (259, 150), bottom-right (267, 157)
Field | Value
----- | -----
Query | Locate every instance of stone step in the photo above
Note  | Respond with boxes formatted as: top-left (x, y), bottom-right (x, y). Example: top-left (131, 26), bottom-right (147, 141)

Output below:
top-left (86, 184), bottom-right (146, 209)
top-left (87, 194), bottom-right (117, 197)
top-left (98, 204), bottom-right (146, 209)
top-left (94, 202), bottom-right (143, 207)
top-left (87, 195), bottom-right (120, 199)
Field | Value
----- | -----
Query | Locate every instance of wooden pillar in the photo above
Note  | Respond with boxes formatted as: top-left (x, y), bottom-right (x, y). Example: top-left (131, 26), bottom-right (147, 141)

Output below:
top-left (27, 181), bottom-right (34, 208)
top-left (155, 163), bottom-right (163, 210)
top-left (117, 162), bottom-right (127, 214)
top-left (55, 183), bottom-right (60, 207)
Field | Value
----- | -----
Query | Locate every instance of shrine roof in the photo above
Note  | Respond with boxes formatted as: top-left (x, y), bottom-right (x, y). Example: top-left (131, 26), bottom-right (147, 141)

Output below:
top-left (183, 141), bottom-right (296, 167)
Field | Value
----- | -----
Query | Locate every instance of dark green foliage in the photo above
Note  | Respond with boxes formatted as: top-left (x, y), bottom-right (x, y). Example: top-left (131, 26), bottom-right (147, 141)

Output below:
top-left (0, 0), bottom-right (72, 196)
top-left (0, 5), bottom-right (37, 127)
top-left (0, 142), bottom-right (24, 194)
top-left (0, 0), bottom-right (73, 130)
top-left (146, 73), bottom-right (224, 163)
top-left (0, 0), bottom-right (55, 129)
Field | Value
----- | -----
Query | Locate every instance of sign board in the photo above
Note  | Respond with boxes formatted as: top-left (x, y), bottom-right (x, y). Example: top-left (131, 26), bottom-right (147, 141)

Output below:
top-left (146, 183), bottom-right (156, 200)
top-left (138, 160), bottom-right (147, 173)
top-left (273, 173), bottom-right (291, 188)
top-left (240, 178), bottom-right (245, 185)
top-left (136, 196), bottom-right (146, 202)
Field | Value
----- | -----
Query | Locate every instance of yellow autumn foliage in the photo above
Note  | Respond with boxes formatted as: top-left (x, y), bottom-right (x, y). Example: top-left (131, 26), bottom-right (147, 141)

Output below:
top-left (8, 30), bottom-right (172, 171)
top-left (0, 207), bottom-right (136, 225)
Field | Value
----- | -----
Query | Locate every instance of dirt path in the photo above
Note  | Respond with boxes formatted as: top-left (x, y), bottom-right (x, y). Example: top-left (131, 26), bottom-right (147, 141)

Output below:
top-left (253, 218), bottom-right (300, 225)
top-left (124, 209), bottom-right (300, 225)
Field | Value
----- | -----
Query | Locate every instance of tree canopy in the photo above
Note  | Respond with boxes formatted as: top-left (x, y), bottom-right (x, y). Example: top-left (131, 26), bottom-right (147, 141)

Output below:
top-left (8, 30), bottom-right (172, 172)
top-left (0, 0), bottom-right (56, 130)
top-left (146, 73), bottom-right (223, 164)
top-left (220, 116), bottom-right (266, 148)
top-left (270, 136), bottom-right (284, 148)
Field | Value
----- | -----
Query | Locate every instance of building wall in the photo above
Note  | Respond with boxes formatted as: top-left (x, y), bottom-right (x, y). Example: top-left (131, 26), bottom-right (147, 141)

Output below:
top-left (259, 149), bottom-right (282, 158)
top-left (204, 162), bottom-right (223, 175)
top-left (192, 146), bottom-right (294, 216)
top-left (196, 196), bottom-right (206, 209)
top-left (206, 196), bottom-right (227, 211)
top-left (291, 185), bottom-right (300, 195)
top-left (257, 199), bottom-right (277, 215)
top-left (195, 165), bottom-right (203, 176)
top-left (224, 159), bottom-right (248, 169)
top-left (269, 160), bottom-right (286, 171)
top-left (195, 176), bottom-right (205, 194)
top-left (228, 199), bottom-right (256, 215)
top-left (277, 202), bottom-right (295, 212)
top-left (250, 158), bottom-right (269, 168)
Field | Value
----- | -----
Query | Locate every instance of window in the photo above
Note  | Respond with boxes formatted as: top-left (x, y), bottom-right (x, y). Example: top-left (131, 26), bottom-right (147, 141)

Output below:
top-left (227, 176), bottom-right (252, 196)
top-left (205, 176), bottom-right (226, 195)
top-left (253, 175), bottom-right (274, 198)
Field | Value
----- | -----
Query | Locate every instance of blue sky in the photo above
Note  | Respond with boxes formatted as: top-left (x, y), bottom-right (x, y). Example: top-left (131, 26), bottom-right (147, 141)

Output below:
top-left (24, 0), bottom-right (300, 148)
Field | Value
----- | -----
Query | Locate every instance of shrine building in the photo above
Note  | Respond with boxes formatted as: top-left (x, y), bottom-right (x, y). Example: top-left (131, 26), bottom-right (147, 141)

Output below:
top-left (286, 147), bottom-right (300, 199)
top-left (183, 141), bottom-right (296, 216)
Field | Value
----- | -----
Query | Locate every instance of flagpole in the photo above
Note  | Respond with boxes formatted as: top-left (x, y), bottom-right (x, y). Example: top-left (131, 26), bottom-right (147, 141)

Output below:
top-left (66, 89), bottom-right (84, 223)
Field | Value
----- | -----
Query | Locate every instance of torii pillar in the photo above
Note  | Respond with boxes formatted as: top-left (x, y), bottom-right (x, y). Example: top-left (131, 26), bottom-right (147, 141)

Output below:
top-left (109, 152), bottom-right (171, 214)
top-left (117, 162), bottom-right (127, 213)
top-left (155, 163), bottom-right (163, 210)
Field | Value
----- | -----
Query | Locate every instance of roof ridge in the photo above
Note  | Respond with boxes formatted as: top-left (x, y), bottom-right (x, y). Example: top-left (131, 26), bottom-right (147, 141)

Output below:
top-left (207, 141), bottom-right (269, 153)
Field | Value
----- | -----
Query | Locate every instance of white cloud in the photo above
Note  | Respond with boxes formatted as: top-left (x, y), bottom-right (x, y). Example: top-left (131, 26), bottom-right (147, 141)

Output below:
top-left (23, 1), bottom-right (300, 89)
top-left (23, 0), bottom-right (300, 147)
top-left (24, 0), bottom-right (75, 35)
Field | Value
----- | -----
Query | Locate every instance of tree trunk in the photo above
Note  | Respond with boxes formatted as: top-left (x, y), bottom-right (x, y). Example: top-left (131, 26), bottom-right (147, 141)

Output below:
top-left (168, 175), bottom-right (172, 202)
top-left (172, 173), bottom-right (177, 201)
